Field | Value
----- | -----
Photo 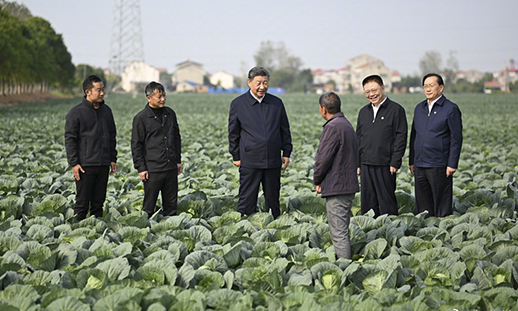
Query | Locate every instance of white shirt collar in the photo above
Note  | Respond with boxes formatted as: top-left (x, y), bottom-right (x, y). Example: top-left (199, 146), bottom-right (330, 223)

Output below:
top-left (371, 96), bottom-right (387, 109)
top-left (250, 90), bottom-right (264, 103)
top-left (428, 95), bottom-right (443, 112)
top-left (428, 95), bottom-right (443, 106)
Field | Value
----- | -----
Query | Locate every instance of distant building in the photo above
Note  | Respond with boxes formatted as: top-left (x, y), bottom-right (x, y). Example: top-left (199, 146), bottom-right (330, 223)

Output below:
top-left (484, 80), bottom-right (502, 94)
top-left (312, 67), bottom-right (349, 93)
top-left (493, 59), bottom-right (518, 92)
top-left (455, 69), bottom-right (484, 83)
top-left (391, 71), bottom-right (401, 83)
top-left (312, 55), bottom-right (394, 94)
top-left (172, 60), bottom-right (206, 86)
top-left (347, 54), bottom-right (393, 93)
top-left (176, 81), bottom-right (209, 93)
top-left (121, 61), bottom-right (160, 93)
top-left (210, 71), bottom-right (234, 89)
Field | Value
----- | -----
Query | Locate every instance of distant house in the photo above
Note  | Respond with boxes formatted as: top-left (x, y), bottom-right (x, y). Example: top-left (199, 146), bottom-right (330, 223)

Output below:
top-left (172, 60), bottom-right (206, 86)
top-left (391, 71), bottom-right (401, 83)
top-left (484, 80), bottom-right (502, 94)
top-left (312, 55), bottom-right (394, 94)
top-left (311, 67), bottom-right (349, 93)
top-left (210, 71), bottom-right (234, 90)
top-left (121, 62), bottom-right (160, 93)
top-left (176, 81), bottom-right (209, 93)
top-left (455, 69), bottom-right (484, 83)
top-left (493, 60), bottom-right (518, 92)
top-left (176, 81), bottom-right (196, 93)
top-left (347, 54), bottom-right (393, 93)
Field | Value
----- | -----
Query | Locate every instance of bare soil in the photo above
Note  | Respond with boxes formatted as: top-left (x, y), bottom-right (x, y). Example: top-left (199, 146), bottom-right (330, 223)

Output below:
top-left (0, 93), bottom-right (69, 107)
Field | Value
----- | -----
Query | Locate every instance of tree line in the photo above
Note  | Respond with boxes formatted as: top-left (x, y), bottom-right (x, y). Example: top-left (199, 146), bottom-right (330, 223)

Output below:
top-left (0, 1), bottom-right (75, 96)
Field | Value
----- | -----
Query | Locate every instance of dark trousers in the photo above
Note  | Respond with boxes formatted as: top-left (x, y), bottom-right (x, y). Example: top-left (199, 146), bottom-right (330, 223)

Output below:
top-left (75, 166), bottom-right (110, 221)
top-left (237, 167), bottom-right (281, 218)
top-left (143, 169), bottom-right (178, 217)
top-left (360, 164), bottom-right (398, 217)
top-left (414, 166), bottom-right (453, 218)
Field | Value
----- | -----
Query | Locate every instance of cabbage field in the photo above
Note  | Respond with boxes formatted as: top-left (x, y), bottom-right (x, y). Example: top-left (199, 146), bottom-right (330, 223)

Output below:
top-left (1, 93), bottom-right (518, 310)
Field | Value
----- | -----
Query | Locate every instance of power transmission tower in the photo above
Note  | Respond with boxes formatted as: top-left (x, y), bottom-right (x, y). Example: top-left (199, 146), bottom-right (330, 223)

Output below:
top-left (109, 0), bottom-right (144, 77)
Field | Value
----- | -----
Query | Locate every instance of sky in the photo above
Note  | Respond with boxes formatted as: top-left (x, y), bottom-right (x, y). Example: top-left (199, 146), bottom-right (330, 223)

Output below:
top-left (18, 0), bottom-right (518, 77)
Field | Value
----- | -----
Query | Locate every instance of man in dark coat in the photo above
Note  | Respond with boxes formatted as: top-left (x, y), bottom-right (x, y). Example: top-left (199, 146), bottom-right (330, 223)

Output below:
top-left (314, 92), bottom-right (359, 259)
top-left (409, 73), bottom-right (463, 217)
top-left (356, 74), bottom-right (407, 217)
top-left (131, 82), bottom-right (182, 218)
top-left (228, 66), bottom-right (292, 218)
top-left (65, 75), bottom-right (117, 221)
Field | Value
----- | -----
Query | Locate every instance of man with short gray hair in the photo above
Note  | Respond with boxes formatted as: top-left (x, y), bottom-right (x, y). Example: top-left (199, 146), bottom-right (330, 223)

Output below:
top-left (314, 92), bottom-right (359, 259)
top-left (131, 81), bottom-right (182, 218)
top-left (228, 66), bottom-right (292, 218)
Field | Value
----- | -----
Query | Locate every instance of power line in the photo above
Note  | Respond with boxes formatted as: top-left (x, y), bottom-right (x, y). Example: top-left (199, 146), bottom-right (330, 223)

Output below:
top-left (108, 0), bottom-right (144, 76)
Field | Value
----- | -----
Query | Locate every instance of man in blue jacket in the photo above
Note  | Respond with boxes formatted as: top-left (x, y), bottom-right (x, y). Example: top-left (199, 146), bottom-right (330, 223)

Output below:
top-left (314, 92), bottom-right (359, 259)
top-left (228, 66), bottom-right (292, 218)
top-left (65, 75), bottom-right (117, 221)
top-left (409, 73), bottom-right (463, 217)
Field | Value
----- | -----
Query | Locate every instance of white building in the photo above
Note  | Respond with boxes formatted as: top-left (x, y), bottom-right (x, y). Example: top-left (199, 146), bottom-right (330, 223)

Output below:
top-left (311, 67), bottom-right (349, 93)
top-left (347, 54), bottom-right (393, 93)
top-left (312, 55), bottom-right (394, 93)
top-left (455, 69), bottom-right (485, 83)
top-left (210, 71), bottom-right (234, 89)
top-left (121, 62), bottom-right (160, 93)
top-left (172, 60), bottom-right (206, 86)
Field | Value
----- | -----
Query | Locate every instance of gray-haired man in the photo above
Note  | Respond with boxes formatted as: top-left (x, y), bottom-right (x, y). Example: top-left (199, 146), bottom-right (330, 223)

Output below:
top-left (228, 66), bottom-right (292, 218)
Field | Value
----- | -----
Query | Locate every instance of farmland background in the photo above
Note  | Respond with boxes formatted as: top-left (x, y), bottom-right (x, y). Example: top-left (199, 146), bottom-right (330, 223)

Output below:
top-left (1, 93), bottom-right (518, 310)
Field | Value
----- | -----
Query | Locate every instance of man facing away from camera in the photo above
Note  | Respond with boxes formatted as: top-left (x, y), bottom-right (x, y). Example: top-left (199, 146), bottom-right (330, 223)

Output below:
top-left (131, 82), bottom-right (182, 218)
top-left (314, 92), bottom-right (359, 259)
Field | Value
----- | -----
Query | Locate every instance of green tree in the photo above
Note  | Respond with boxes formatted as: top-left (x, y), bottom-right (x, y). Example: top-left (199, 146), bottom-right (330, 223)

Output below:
top-left (0, 7), bottom-right (29, 95)
top-left (0, 2), bottom-right (75, 94)
top-left (0, 0), bottom-right (31, 19)
top-left (509, 80), bottom-right (518, 93)
top-left (253, 41), bottom-right (305, 92)
top-left (394, 75), bottom-right (421, 89)
top-left (444, 50), bottom-right (459, 85)
top-left (419, 50), bottom-right (442, 76)
top-left (75, 64), bottom-right (106, 83)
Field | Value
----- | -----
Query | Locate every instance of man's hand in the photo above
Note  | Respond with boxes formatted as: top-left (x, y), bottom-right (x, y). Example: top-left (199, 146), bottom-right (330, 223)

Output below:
top-left (315, 185), bottom-right (322, 194)
top-left (282, 157), bottom-right (290, 170)
top-left (139, 171), bottom-right (149, 181)
top-left (410, 165), bottom-right (415, 175)
top-left (233, 160), bottom-right (241, 167)
top-left (110, 162), bottom-right (117, 175)
top-left (446, 166), bottom-right (456, 177)
top-left (390, 166), bottom-right (398, 175)
top-left (72, 164), bottom-right (85, 181)
top-left (357, 167), bottom-right (361, 176)
top-left (177, 163), bottom-right (183, 175)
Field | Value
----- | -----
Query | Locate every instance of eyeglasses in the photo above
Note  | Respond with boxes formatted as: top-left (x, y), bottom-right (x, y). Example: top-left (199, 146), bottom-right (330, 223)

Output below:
top-left (423, 84), bottom-right (437, 89)
top-left (364, 87), bottom-right (380, 95)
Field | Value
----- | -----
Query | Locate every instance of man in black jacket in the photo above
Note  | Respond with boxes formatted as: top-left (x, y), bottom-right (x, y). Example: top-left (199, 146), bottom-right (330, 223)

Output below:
top-left (228, 66), bottom-right (292, 218)
top-left (65, 75), bottom-right (117, 221)
top-left (356, 75), bottom-right (407, 217)
top-left (131, 82), bottom-right (182, 218)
